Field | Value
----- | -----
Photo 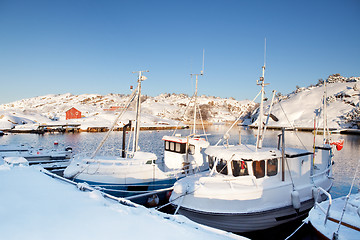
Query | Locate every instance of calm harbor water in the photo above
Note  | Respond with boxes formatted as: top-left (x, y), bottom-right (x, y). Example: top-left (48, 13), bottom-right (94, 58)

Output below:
top-left (0, 126), bottom-right (359, 239)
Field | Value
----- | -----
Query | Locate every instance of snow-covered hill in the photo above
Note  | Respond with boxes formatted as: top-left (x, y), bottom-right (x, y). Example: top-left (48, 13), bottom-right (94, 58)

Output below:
top-left (1, 74), bottom-right (359, 132)
top-left (251, 74), bottom-right (360, 130)
top-left (0, 93), bottom-right (255, 131)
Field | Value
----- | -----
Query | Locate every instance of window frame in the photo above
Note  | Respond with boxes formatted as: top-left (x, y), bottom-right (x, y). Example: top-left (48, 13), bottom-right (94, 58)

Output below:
top-left (164, 141), bottom-right (186, 154)
top-left (266, 158), bottom-right (278, 177)
top-left (252, 160), bottom-right (265, 179)
top-left (188, 144), bottom-right (195, 155)
top-left (231, 160), bottom-right (249, 177)
top-left (208, 155), bottom-right (214, 169)
top-left (216, 158), bottom-right (228, 175)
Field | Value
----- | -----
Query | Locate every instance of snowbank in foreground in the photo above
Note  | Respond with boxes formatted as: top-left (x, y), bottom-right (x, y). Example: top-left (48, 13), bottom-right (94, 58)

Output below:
top-left (0, 163), bottom-right (247, 240)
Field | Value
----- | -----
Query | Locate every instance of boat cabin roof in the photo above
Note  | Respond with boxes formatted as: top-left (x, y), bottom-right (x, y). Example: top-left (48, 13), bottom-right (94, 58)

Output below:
top-left (206, 145), bottom-right (312, 161)
top-left (205, 145), bottom-right (281, 161)
top-left (285, 147), bottom-right (313, 158)
top-left (162, 135), bottom-right (209, 148)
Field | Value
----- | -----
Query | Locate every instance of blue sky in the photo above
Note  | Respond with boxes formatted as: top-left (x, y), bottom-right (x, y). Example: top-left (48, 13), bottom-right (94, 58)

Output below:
top-left (0, 0), bottom-right (359, 104)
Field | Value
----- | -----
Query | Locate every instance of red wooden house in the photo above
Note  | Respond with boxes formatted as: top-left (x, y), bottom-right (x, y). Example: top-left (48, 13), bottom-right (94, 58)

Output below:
top-left (66, 107), bottom-right (81, 120)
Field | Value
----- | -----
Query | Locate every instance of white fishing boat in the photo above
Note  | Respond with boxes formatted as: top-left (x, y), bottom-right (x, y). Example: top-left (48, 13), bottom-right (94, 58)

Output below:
top-left (0, 144), bottom-right (73, 174)
top-left (64, 69), bottom-right (209, 206)
top-left (170, 60), bottom-right (336, 232)
top-left (307, 159), bottom-right (360, 240)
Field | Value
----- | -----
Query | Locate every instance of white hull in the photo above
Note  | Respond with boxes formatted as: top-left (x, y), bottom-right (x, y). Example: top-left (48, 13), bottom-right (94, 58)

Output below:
top-left (65, 136), bottom-right (210, 196)
top-left (170, 144), bottom-right (333, 233)
top-left (177, 198), bottom-right (315, 233)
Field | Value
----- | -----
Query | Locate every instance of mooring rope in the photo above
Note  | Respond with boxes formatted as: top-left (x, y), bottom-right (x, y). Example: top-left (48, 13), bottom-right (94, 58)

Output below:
top-left (91, 86), bottom-right (139, 158)
top-left (334, 158), bottom-right (360, 236)
top-left (215, 91), bottom-right (261, 146)
top-left (278, 101), bottom-right (308, 151)
top-left (172, 94), bottom-right (196, 136)
top-left (284, 221), bottom-right (306, 240)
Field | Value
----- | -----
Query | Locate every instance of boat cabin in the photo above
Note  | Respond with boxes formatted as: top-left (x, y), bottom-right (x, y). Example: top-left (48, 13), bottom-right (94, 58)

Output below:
top-left (162, 135), bottom-right (209, 171)
top-left (205, 144), bottom-right (322, 183)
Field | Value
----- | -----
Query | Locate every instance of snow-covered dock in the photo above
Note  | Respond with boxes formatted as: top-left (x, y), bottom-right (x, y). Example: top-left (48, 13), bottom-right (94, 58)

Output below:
top-left (0, 159), bottom-right (247, 240)
top-left (5, 123), bottom-right (81, 134)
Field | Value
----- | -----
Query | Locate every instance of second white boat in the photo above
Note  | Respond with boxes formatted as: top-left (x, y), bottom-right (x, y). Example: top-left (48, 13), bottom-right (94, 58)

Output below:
top-left (170, 63), bottom-right (335, 233)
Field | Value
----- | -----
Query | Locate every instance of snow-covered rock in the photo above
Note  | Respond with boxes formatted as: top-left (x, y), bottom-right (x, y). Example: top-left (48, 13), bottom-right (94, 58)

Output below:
top-left (251, 75), bottom-right (360, 129)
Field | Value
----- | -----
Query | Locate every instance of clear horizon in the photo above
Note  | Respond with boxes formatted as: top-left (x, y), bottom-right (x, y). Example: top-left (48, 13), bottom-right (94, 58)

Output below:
top-left (0, 0), bottom-right (359, 104)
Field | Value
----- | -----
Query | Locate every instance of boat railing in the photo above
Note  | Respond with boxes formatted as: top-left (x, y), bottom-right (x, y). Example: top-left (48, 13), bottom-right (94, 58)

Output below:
top-left (73, 152), bottom-right (93, 160)
top-left (73, 152), bottom-right (119, 165)
top-left (314, 187), bottom-right (333, 225)
top-left (310, 167), bottom-right (331, 179)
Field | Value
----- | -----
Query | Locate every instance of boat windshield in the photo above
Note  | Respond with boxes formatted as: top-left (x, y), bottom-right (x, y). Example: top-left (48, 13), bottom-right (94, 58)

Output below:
top-left (231, 160), bottom-right (249, 177)
top-left (253, 160), bottom-right (265, 178)
top-left (252, 158), bottom-right (279, 179)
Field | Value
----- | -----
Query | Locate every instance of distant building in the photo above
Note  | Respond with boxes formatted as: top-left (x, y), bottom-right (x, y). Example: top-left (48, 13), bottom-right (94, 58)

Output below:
top-left (103, 105), bottom-right (124, 111)
top-left (66, 107), bottom-right (81, 120)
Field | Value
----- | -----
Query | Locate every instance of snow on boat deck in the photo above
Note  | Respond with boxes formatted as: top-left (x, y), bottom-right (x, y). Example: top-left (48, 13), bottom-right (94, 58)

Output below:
top-left (0, 162), bottom-right (247, 240)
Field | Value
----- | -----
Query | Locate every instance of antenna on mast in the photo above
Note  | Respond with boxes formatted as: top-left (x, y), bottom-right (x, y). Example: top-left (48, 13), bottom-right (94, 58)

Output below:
top-left (201, 49), bottom-right (205, 75)
top-left (262, 38), bottom-right (266, 80)
top-left (263, 38), bottom-right (266, 69)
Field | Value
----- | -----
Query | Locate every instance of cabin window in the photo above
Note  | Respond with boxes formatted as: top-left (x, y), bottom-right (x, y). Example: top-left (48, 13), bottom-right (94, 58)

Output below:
top-left (267, 158), bottom-right (278, 176)
top-left (188, 144), bottom-right (195, 155)
top-left (208, 155), bottom-right (214, 169)
top-left (231, 160), bottom-right (249, 177)
top-left (175, 143), bottom-right (181, 152)
top-left (179, 143), bottom-right (186, 153)
top-left (252, 160), bottom-right (265, 179)
top-left (170, 142), bottom-right (175, 151)
top-left (164, 141), bottom-right (186, 154)
top-left (216, 159), bottom-right (228, 175)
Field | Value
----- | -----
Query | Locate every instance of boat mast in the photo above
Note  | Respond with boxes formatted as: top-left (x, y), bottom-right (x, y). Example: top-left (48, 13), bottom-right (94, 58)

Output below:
top-left (256, 39), bottom-right (268, 149)
top-left (323, 78), bottom-right (329, 143)
top-left (132, 70), bottom-right (149, 153)
top-left (190, 49), bottom-right (205, 136)
top-left (190, 74), bottom-right (199, 135)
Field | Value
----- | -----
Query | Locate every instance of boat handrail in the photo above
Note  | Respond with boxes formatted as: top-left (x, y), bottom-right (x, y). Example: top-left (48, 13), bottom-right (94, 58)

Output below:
top-left (82, 158), bottom-right (151, 165)
top-left (310, 167), bottom-right (331, 178)
top-left (314, 187), bottom-right (333, 225)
